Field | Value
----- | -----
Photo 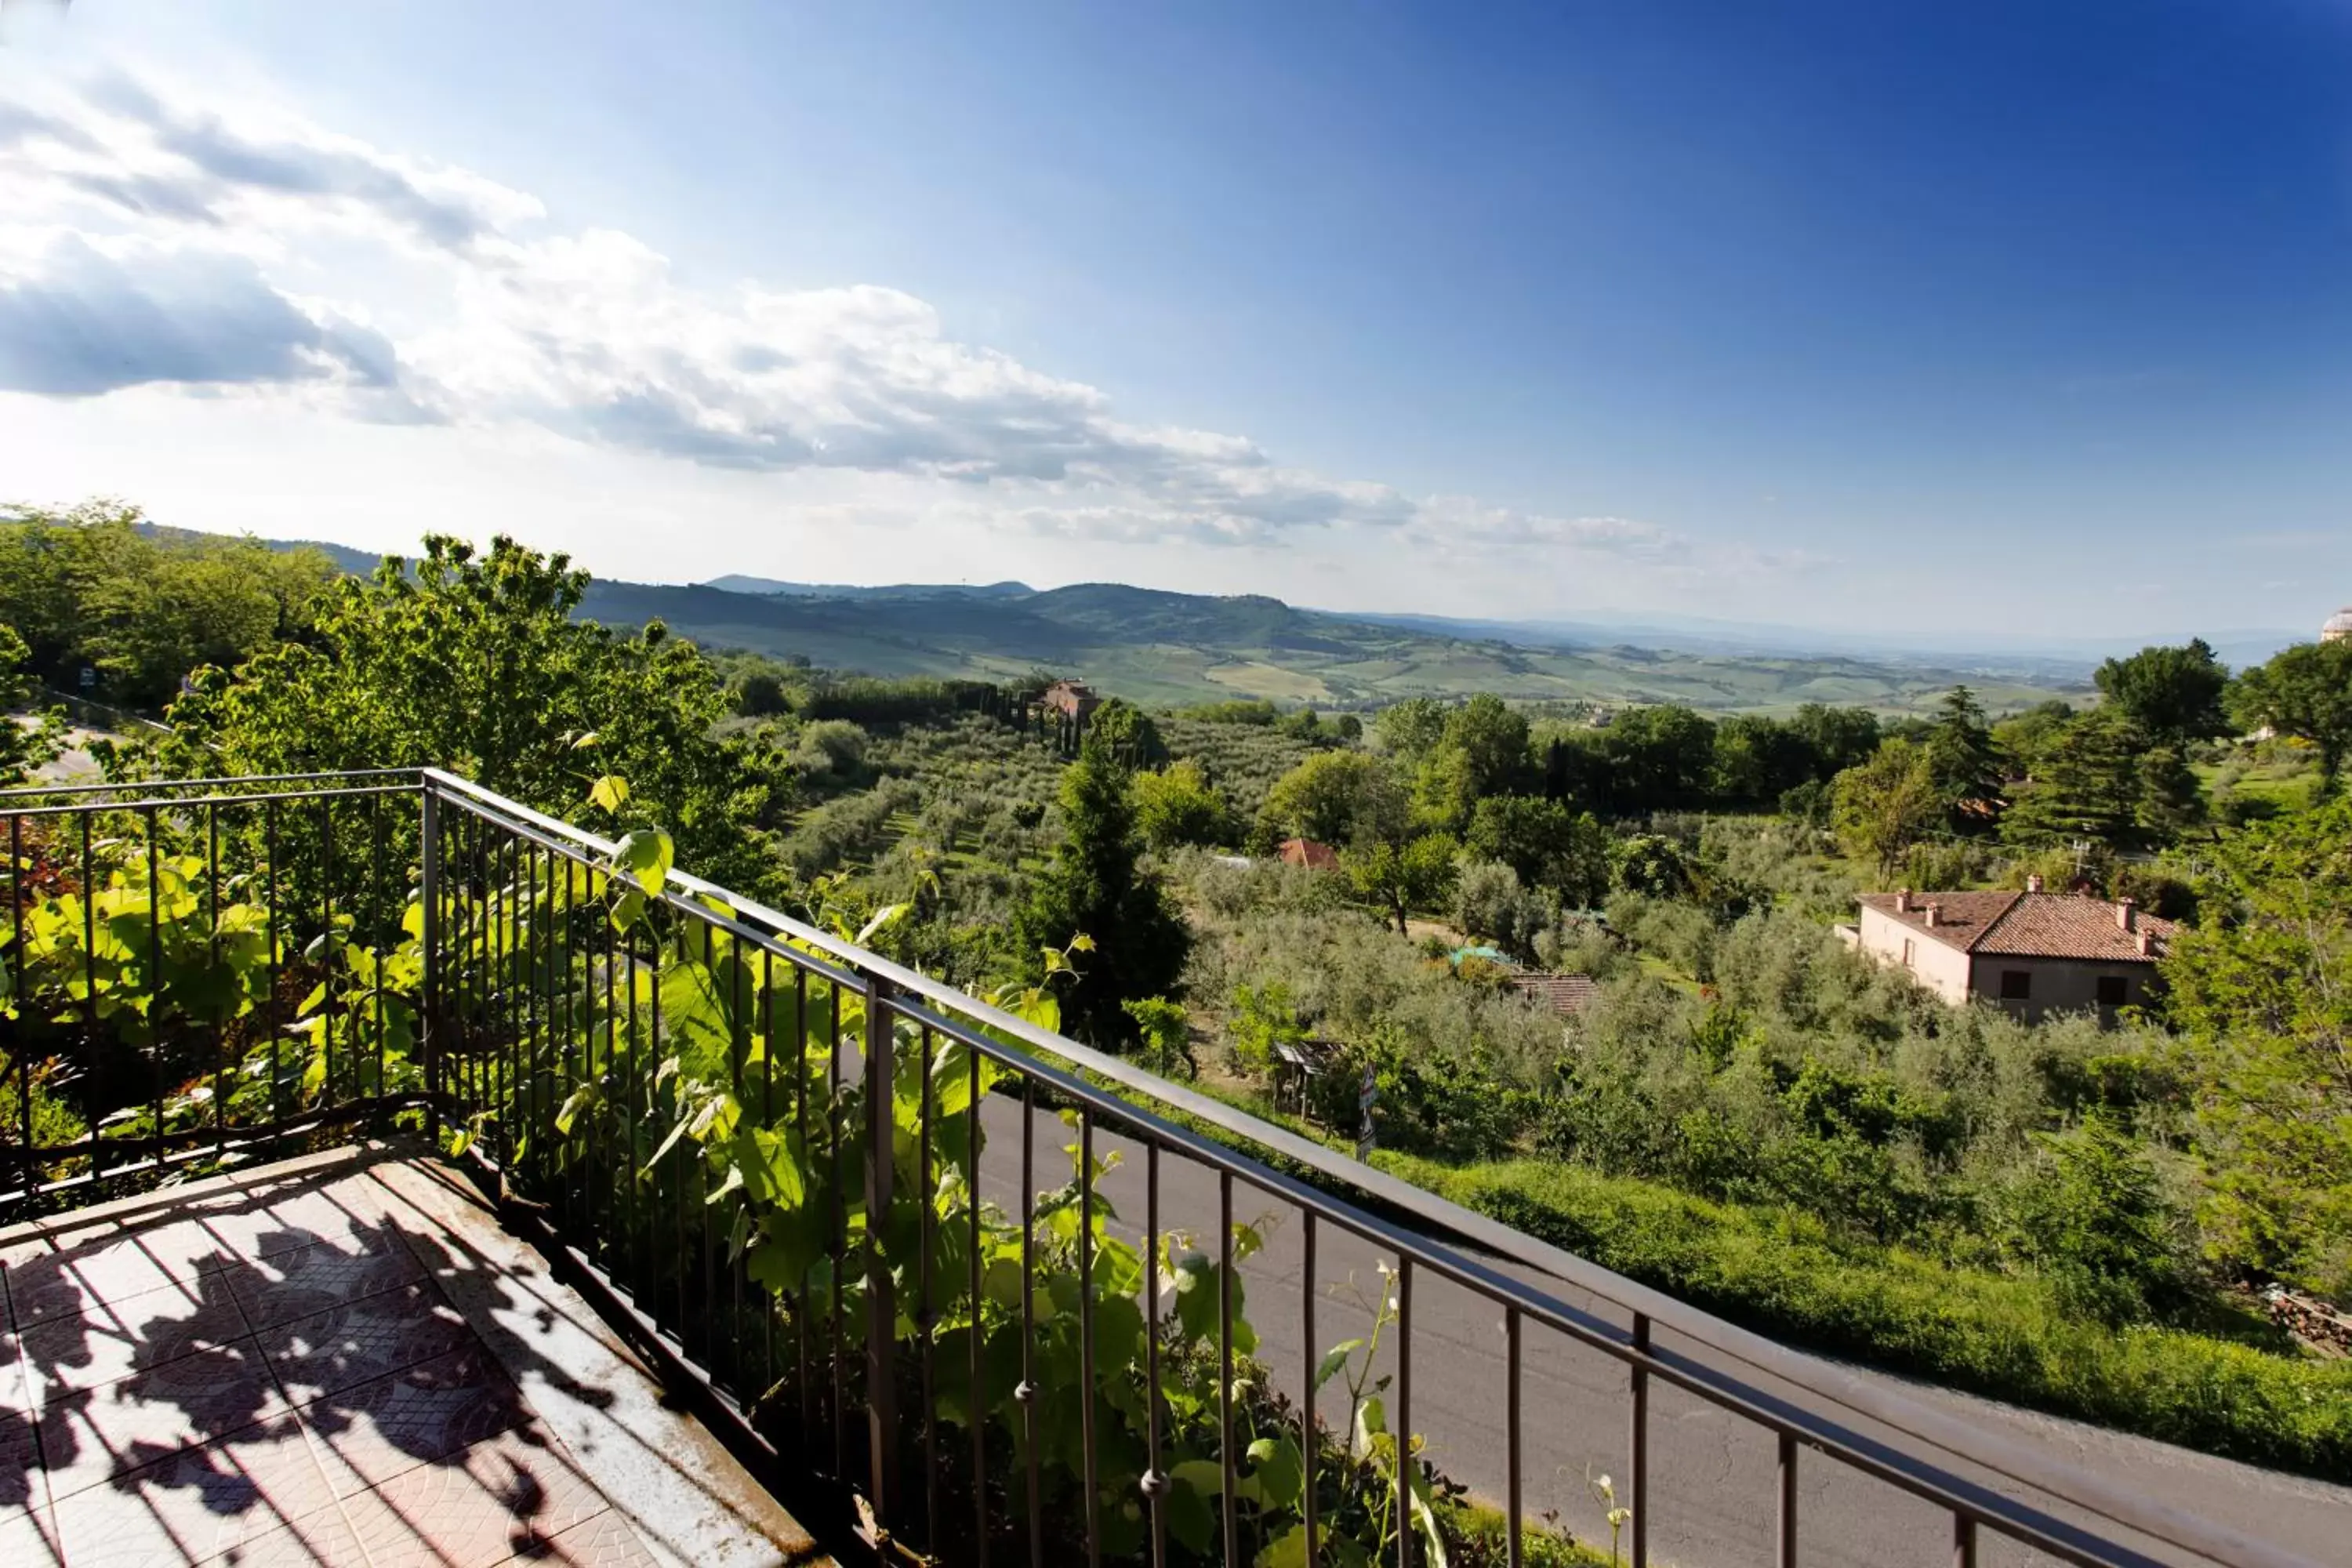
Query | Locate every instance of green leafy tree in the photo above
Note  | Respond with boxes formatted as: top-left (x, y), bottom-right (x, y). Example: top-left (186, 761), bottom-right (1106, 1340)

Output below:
top-left (1263, 750), bottom-right (1406, 847)
top-left (1087, 697), bottom-right (1167, 768)
top-left (1923, 686), bottom-right (2002, 823)
top-left (0, 623), bottom-right (67, 784)
top-left (1133, 758), bottom-right (1232, 850)
top-left (1452, 860), bottom-right (1549, 961)
top-left (1465, 793), bottom-right (1610, 906)
top-left (1413, 694), bottom-right (1532, 831)
top-left (1016, 736), bottom-right (1191, 1047)
top-left (2004, 1114), bottom-right (2191, 1323)
top-left (0, 500), bottom-right (336, 708)
top-left (1832, 739), bottom-right (1944, 880)
top-left (2161, 799), bottom-right (2352, 1296)
top-left (1343, 833), bottom-right (1458, 936)
top-left (1711, 714), bottom-right (1818, 804)
top-left (2232, 640), bottom-right (2352, 790)
top-left (134, 535), bottom-right (777, 884)
top-left (2000, 712), bottom-right (2142, 848)
top-left (2095, 639), bottom-right (2232, 743)
top-left (1788, 702), bottom-right (1883, 776)
top-left (1373, 696), bottom-right (1448, 760)
top-left (1581, 704), bottom-right (1718, 814)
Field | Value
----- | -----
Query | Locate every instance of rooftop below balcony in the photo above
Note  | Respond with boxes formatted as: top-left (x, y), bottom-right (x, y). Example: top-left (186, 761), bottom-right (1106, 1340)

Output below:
top-left (0, 1142), bottom-right (828, 1568)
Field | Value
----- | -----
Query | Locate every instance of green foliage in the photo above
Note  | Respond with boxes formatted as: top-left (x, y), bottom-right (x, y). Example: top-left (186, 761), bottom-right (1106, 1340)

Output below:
top-left (1343, 833), bottom-right (1458, 937)
top-left (1263, 750), bottom-right (1406, 848)
top-left (1452, 862), bottom-right (1548, 963)
top-left (1122, 996), bottom-right (1196, 1079)
top-left (2232, 639), bottom-right (2352, 788)
top-left (1923, 686), bottom-right (2002, 822)
top-left (1832, 738), bottom-right (1941, 878)
top-left (2003, 1114), bottom-right (2193, 1323)
top-left (0, 501), bottom-right (339, 710)
top-left (1373, 696), bottom-right (1448, 761)
top-left (1414, 695), bottom-right (1534, 832)
top-left (1134, 758), bottom-right (1235, 851)
top-left (1465, 795), bottom-right (1610, 906)
top-left (0, 622), bottom-right (67, 785)
top-left (2096, 639), bottom-right (2232, 742)
top-left (2161, 798), bottom-right (2352, 1297)
top-left (136, 535), bottom-right (779, 888)
top-left (1228, 981), bottom-right (1310, 1072)
top-left (1017, 737), bottom-right (1191, 1047)
top-left (1999, 710), bottom-right (2147, 848)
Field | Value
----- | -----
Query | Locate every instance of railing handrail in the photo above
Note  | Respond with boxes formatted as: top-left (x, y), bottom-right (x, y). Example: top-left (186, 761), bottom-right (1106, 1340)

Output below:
top-left (0, 766), bottom-right (422, 798)
top-left (416, 768), bottom-right (2311, 1568)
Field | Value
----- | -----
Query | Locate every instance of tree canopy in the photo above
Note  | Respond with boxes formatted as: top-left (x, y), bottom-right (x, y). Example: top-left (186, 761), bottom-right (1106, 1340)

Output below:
top-left (2232, 640), bottom-right (2352, 789)
top-left (135, 535), bottom-right (779, 884)
top-left (2162, 799), bottom-right (2352, 1296)
top-left (2095, 639), bottom-right (2231, 743)
top-left (1015, 735), bottom-right (1191, 1047)
top-left (0, 501), bottom-right (338, 710)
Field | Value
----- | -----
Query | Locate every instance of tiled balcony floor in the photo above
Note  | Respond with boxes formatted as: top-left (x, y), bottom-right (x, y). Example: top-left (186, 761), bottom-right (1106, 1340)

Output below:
top-left (1, 1145), bottom-right (826, 1568)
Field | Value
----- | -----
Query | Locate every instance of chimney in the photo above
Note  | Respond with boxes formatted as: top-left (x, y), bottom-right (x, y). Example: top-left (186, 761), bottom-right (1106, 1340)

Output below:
top-left (1923, 903), bottom-right (1940, 928)
top-left (1895, 889), bottom-right (1911, 913)
top-left (2136, 931), bottom-right (2155, 956)
top-left (2115, 897), bottom-right (2137, 932)
top-left (2025, 874), bottom-right (2043, 894)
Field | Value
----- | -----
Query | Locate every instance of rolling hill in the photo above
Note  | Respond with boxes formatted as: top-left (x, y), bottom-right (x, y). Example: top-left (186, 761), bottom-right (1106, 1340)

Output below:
top-left (198, 529), bottom-right (2090, 713)
top-left (583, 576), bottom-right (2087, 714)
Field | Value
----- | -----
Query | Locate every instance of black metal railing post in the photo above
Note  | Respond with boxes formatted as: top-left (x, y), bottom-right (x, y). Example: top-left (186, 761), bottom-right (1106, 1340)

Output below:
top-left (420, 778), bottom-right (443, 1141)
top-left (862, 969), bottom-right (900, 1543)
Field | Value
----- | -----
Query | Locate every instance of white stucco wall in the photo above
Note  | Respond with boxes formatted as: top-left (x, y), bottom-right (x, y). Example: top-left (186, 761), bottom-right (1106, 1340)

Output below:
top-left (1853, 905), bottom-right (1973, 1004)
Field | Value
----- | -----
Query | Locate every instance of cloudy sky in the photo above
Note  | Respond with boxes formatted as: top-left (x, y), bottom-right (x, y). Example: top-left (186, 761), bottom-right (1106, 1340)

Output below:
top-left (2, 2), bottom-right (2349, 641)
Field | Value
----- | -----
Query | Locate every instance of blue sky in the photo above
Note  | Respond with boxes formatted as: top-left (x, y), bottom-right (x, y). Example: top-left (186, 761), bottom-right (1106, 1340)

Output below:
top-left (2, 0), bottom-right (2348, 641)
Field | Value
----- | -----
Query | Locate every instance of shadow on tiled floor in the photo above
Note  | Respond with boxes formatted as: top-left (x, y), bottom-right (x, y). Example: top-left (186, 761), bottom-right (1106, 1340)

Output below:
top-left (0, 1149), bottom-right (813, 1568)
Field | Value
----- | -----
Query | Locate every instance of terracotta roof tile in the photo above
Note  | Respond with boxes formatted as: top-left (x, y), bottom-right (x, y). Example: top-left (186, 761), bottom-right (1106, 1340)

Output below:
top-left (1857, 891), bottom-right (2173, 962)
top-left (1507, 972), bottom-right (1602, 1016)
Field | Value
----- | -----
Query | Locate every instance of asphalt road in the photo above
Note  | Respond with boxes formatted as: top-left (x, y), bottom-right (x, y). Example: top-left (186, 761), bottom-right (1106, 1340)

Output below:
top-left (970, 1094), bottom-right (2352, 1568)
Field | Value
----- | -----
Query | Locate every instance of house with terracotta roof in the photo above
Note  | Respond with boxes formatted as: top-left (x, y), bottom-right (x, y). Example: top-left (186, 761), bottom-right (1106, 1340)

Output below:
top-left (1841, 877), bottom-right (2176, 1022)
top-left (1276, 837), bottom-right (1341, 870)
top-left (1507, 971), bottom-right (1601, 1017)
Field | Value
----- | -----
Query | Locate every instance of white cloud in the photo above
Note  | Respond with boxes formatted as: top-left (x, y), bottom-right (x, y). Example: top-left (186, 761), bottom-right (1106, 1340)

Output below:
top-left (0, 66), bottom-right (1739, 583)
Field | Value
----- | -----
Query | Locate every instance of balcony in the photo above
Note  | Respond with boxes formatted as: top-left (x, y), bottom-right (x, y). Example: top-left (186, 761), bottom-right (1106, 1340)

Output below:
top-left (0, 769), bottom-right (2319, 1568)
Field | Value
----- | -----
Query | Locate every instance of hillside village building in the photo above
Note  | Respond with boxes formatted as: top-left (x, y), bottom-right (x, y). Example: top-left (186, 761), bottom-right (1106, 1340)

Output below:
top-left (1842, 880), bottom-right (2175, 1023)
top-left (1036, 678), bottom-right (1102, 721)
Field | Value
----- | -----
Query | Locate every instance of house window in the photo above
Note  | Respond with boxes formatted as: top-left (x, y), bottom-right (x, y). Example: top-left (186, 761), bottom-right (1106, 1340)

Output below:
top-left (1999, 969), bottom-right (2031, 1000)
top-left (2096, 975), bottom-right (2129, 1007)
top-left (1900, 938), bottom-right (1915, 966)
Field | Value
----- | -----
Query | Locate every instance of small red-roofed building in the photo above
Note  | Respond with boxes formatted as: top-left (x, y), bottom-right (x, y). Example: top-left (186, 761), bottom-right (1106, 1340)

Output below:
top-left (1842, 877), bottom-right (2176, 1022)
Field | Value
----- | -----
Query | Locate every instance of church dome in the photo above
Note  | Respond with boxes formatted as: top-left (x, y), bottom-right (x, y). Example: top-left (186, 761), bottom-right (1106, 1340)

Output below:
top-left (2326, 606), bottom-right (2352, 643)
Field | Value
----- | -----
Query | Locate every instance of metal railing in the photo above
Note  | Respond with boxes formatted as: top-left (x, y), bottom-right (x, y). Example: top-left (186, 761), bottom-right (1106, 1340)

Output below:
top-left (0, 767), bottom-right (2315, 1568)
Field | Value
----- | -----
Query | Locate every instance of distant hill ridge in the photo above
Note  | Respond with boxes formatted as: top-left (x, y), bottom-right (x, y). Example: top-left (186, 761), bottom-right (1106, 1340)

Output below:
top-left (152, 524), bottom-right (2096, 714)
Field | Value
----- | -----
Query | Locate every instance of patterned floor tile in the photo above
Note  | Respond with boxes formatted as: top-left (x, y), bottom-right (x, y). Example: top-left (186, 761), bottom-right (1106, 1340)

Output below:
top-left (337, 1425), bottom-right (605, 1568)
top-left (233, 1242), bottom-right (429, 1332)
top-left (49, 1421), bottom-right (338, 1566)
top-left (500, 1507), bottom-right (660, 1568)
top-left (0, 1341), bottom-right (38, 1418)
top-left (201, 1500), bottom-right (364, 1567)
top-left (12, 1278), bottom-right (249, 1401)
top-left (0, 1399), bottom-right (52, 1519)
top-left (255, 1183), bottom-right (408, 1262)
top-left (39, 1344), bottom-right (291, 1501)
top-left (303, 1343), bottom-right (532, 1497)
top-left (0, 1496), bottom-right (64, 1568)
top-left (266, 1283), bottom-right (478, 1404)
